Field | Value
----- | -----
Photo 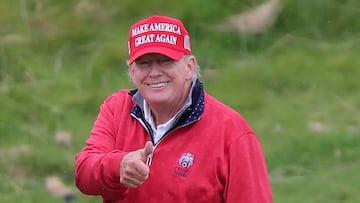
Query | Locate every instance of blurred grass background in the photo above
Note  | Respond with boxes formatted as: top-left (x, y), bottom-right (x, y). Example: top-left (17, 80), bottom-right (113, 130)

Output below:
top-left (0, 0), bottom-right (359, 202)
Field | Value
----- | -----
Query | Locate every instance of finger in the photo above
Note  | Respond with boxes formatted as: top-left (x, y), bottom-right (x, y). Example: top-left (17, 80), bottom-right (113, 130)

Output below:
top-left (139, 141), bottom-right (153, 161)
top-left (124, 160), bottom-right (149, 179)
top-left (122, 177), bottom-right (143, 188)
top-left (143, 141), bottom-right (154, 157)
top-left (120, 162), bottom-right (149, 185)
top-left (134, 161), bottom-right (150, 177)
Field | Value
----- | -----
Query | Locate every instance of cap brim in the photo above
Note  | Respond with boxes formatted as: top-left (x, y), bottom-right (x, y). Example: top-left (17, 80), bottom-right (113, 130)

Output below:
top-left (129, 47), bottom-right (184, 64)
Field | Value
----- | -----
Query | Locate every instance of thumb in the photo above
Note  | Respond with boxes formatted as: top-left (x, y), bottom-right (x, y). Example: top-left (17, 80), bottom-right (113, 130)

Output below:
top-left (140, 141), bottom-right (153, 160)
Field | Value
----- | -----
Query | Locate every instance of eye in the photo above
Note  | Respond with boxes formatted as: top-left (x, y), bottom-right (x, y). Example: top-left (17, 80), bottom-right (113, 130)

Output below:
top-left (159, 58), bottom-right (174, 66)
top-left (135, 60), bottom-right (151, 67)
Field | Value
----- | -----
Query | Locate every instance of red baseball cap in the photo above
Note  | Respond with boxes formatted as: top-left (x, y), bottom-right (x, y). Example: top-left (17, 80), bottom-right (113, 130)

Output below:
top-left (128, 15), bottom-right (192, 64)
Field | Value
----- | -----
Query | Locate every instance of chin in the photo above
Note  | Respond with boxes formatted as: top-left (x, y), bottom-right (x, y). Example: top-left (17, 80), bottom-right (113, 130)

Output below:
top-left (146, 95), bottom-right (170, 104)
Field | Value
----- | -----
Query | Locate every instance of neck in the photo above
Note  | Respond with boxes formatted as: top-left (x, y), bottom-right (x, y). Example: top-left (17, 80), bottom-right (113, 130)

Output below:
top-left (149, 99), bottom-right (186, 126)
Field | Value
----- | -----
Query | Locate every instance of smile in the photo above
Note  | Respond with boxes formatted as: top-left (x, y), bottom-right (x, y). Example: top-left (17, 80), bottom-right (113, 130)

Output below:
top-left (147, 82), bottom-right (169, 88)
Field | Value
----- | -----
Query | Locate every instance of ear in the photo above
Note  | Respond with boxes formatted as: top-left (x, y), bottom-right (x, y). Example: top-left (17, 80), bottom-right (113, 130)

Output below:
top-left (128, 63), bottom-right (135, 82)
top-left (185, 56), bottom-right (197, 80)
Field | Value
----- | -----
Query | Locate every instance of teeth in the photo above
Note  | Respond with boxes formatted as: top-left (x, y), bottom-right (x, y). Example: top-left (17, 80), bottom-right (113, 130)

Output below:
top-left (149, 82), bottom-right (168, 88)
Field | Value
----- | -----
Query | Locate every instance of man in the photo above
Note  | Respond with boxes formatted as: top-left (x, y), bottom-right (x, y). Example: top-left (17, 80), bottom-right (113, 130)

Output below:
top-left (75, 15), bottom-right (273, 203)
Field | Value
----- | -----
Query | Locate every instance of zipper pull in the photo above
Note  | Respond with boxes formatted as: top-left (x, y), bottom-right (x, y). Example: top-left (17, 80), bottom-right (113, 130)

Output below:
top-left (146, 152), bottom-right (153, 166)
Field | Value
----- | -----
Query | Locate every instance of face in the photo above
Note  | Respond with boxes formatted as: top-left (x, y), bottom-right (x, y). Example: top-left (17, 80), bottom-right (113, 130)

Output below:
top-left (129, 53), bottom-right (196, 108)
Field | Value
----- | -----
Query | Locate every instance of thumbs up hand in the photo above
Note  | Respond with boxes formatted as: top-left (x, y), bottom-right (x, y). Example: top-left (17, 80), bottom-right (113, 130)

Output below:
top-left (120, 141), bottom-right (154, 188)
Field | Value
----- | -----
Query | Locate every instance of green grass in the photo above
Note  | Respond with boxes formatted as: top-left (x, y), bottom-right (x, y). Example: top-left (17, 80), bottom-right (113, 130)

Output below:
top-left (1, 0), bottom-right (360, 202)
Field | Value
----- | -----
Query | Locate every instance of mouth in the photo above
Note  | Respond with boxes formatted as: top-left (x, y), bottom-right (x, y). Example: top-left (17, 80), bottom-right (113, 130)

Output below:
top-left (147, 82), bottom-right (169, 88)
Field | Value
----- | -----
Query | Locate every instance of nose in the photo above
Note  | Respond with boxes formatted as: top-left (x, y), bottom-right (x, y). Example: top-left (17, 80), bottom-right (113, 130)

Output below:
top-left (148, 64), bottom-right (162, 77)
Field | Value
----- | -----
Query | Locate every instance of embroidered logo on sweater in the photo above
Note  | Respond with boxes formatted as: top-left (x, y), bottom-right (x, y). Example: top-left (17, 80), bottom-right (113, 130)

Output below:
top-left (175, 152), bottom-right (194, 177)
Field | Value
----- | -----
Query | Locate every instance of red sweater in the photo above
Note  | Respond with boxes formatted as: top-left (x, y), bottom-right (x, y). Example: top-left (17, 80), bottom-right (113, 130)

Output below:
top-left (75, 84), bottom-right (273, 203)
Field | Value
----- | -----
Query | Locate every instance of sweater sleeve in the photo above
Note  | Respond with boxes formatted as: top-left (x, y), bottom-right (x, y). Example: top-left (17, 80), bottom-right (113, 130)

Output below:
top-left (75, 95), bottom-right (129, 200)
top-left (224, 132), bottom-right (273, 203)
